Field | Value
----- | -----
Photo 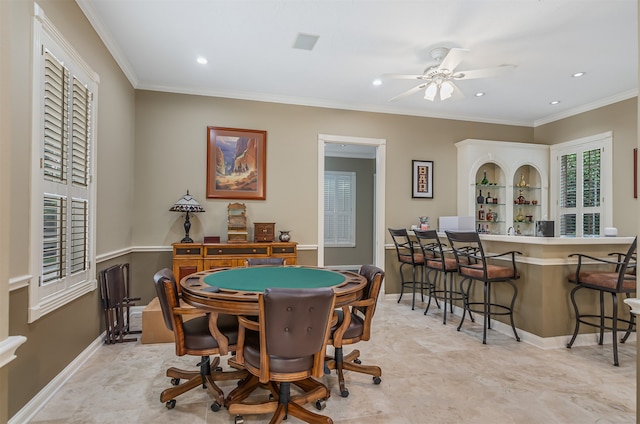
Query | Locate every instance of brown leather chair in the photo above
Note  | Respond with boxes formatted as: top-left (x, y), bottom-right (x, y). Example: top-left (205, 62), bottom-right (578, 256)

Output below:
top-left (445, 231), bottom-right (521, 344)
top-left (325, 265), bottom-right (384, 397)
top-left (245, 257), bottom-right (285, 266)
top-left (388, 228), bottom-right (427, 310)
top-left (414, 230), bottom-right (467, 325)
top-left (566, 237), bottom-right (637, 366)
top-left (228, 287), bottom-right (336, 424)
top-left (153, 268), bottom-right (246, 411)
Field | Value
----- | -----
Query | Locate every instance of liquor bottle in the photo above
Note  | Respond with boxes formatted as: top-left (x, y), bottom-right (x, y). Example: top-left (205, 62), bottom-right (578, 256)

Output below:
top-left (478, 205), bottom-right (485, 220)
top-left (481, 171), bottom-right (489, 185)
top-left (476, 190), bottom-right (484, 204)
top-left (486, 208), bottom-right (493, 222)
top-left (485, 192), bottom-right (493, 204)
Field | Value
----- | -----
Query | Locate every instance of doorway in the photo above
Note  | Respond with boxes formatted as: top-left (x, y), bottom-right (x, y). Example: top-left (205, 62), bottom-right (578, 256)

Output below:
top-left (317, 134), bottom-right (386, 272)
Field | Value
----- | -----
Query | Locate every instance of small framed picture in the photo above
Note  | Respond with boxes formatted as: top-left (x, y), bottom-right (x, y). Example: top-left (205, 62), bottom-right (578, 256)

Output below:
top-left (412, 160), bottom-right (433, 199)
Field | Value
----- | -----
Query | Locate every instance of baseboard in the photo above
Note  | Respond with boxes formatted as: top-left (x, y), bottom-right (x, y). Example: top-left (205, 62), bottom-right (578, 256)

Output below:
top-left (9, 333), bottom-right (104, 424)
top-left (385, 293), bottom-right (636, 350)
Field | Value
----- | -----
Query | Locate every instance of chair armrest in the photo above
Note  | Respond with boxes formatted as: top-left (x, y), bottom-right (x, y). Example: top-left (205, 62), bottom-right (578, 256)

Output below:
top-left (568, 253), bottom-right (624, 266)
top-left (485, 250), bottom-right (522, 259)
top-left (238, 315), bottom-right (260, 331)
top-left (348, 298), bottom-right (374, 309)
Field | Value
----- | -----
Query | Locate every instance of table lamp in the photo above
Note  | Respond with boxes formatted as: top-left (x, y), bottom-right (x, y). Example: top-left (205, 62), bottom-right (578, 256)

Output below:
top-left (169, 190), bottom-right (204, 243)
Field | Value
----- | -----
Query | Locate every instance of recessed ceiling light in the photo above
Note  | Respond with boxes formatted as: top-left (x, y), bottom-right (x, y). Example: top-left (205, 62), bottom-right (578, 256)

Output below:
top-left (572, 72), bottom-right (586, 78)
top-left (475, 92), bottom-right (485, 97)
top-left (372, 79), bottom-right (382, 86)
top-left (550, 100), bottom-right (560, 105)
top-left (196, 56), bottom-right (208, 65)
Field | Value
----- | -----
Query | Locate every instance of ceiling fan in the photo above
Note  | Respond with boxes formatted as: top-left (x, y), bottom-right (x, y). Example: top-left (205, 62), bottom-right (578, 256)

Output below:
top-left (384, 47), bottom-right (515, 101)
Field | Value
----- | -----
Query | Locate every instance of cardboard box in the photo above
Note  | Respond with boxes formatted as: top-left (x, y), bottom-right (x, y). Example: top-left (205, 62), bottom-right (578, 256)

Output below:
top-left (439, 216), bottom-right (475, 232)
top-left (141, 297), bottom-right (203, 344)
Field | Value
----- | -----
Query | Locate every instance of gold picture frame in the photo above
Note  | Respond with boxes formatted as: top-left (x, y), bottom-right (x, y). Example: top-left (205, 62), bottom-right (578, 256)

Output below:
top-left (206, 126), bottom-right (267, 200)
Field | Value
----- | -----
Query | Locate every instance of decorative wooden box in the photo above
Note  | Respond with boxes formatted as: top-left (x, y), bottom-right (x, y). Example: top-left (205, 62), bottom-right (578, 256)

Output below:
top-left (254, 222), bottom-right (275, 242)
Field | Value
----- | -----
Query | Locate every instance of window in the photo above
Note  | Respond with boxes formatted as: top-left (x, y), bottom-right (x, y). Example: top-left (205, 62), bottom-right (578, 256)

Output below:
top-left (324, 171), bottom-right (356, 247)
top-left (29, 5), bottom-right (98, 322)
top-left (550, 132), bottom-right (612, 237)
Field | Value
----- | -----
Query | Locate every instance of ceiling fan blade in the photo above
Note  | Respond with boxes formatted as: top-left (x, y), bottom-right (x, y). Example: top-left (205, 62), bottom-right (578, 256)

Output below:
top-left (450, 82), bottom-right (465, 99)
top-left (382, 73), bottom-right (427, 80)
top-left (454, 65), bottom-right (516, 80)
top-left (389, 84), bottom-right (427, 101)
top-left (438, 48), bottom-right (469, 72)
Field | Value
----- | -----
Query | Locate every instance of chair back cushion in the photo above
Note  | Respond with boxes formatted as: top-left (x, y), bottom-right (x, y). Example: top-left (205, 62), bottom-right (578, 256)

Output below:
top-left (247, 257), bottom-right (285, 266)
top-left (263, 287), bottom-right (335, 358)
top-left (357, 265), bottom-right (384, 324)
top-left (153, 268), bottom-right (179, 331)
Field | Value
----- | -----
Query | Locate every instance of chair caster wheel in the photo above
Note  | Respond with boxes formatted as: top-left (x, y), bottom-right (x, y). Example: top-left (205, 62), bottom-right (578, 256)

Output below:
top-left (315, 399), bottom-right (327, 410)
top-left (269, 393), bottom-right (274, 400)
top-left (170, 378), bottom-right (180, 386)
top-left (373, 376), bottom-right (381, 384)
top-left (211, 402), bottom-right (221, 412)
top-left (235, 415), bottom-right (244, 424)
top-left (215, 366), bottom-right (223, 372)
top-left (340, 389), bottom-right (349, 398)
top-left (353, 358), bottom-right (361, 364)
top-left (165, 399), bottom-right (176, 409)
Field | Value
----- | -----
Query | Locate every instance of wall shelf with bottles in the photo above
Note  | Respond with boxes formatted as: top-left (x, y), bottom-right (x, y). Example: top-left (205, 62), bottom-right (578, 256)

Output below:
top-left (474, 167), bottom-right (506, 235)
top-left (511, 165), bottom-right (543, 236)
top-left (456, 139), bottom-right (549, 236)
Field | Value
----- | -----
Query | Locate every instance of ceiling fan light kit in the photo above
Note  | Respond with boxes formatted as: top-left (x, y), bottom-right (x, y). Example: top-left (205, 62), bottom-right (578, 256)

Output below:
top-left (385, 46), bottom-right (515, 102)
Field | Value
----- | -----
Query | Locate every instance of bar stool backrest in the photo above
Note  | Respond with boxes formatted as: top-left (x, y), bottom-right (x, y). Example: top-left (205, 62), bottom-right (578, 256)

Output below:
top-left (388, 228), bottom-right (420, 266)
top-left (413, 229), bottom-right (446, 270)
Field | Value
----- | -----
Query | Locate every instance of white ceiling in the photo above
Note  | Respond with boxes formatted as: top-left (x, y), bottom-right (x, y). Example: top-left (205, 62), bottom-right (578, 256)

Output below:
top-left (77, 0), bottom-right (638, 127)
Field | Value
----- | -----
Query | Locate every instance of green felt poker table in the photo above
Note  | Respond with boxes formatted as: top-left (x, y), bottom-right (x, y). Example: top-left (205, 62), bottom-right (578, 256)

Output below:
top-left (180, 266), bottom-right (367, 317)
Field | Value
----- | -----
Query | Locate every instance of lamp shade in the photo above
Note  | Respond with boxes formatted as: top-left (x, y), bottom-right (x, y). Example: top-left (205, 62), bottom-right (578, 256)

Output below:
top-left (170, 190), bottom-right (204, 243)
top-left (169, 190), bottom-right (204, 213)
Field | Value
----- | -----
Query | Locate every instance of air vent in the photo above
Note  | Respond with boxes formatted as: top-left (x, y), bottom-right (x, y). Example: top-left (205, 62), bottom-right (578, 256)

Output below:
top-left (293, 33), bottom-right (319, 51)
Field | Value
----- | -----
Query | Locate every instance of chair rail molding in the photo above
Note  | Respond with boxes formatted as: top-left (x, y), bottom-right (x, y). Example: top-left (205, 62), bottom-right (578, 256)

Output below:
top-left (0, 335), bottom-right (27, 368)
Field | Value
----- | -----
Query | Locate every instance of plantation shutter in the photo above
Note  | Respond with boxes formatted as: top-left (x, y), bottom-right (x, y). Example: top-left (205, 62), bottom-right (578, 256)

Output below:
top-left (324, 171), bottom-right (356, 246)
top-left (41, 49), bottom-right (92, 286)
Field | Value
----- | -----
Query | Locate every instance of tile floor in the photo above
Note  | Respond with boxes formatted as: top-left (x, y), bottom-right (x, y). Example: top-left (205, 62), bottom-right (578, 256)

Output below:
top-left (30, 295), bottom-right (636, 423)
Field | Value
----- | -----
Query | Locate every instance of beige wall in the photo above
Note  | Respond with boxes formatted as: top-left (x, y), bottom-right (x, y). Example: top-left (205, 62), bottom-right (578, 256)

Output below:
top-left (134, 90), bottom-right (534, 248)
top-left (4, 0), bottom-right (638, 419)
top-left (1, 0), bottom-right (12, 421)
top-left (534, 98), bottom-right (638, 236)
top-left (7, 0), bottom-right (136, 418)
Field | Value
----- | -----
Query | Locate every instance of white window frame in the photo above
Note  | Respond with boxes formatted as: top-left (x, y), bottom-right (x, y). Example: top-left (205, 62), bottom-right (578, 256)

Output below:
top-left (550, 132), bottom-right (612, 237)
top-left (28, 4), bottom-right (98, 322)
top-left (324, 171), bottom-right (356, 247)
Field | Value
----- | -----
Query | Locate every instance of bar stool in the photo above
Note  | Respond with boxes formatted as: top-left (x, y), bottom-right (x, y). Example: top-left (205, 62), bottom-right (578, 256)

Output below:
top-left (414, 229), bottom-right (468, 325)
top-left (388, 228), bottom-right (427, 310)
top-left (566, 237), bottom-right (637, 366)
top-left (445, 231), bottom-right (521, 344)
